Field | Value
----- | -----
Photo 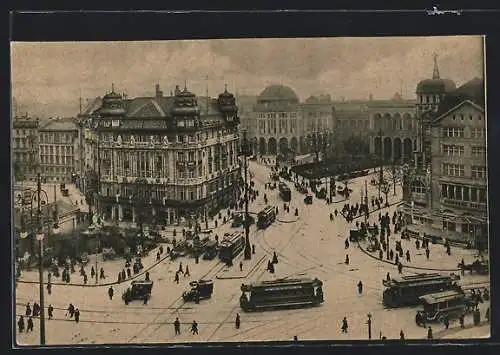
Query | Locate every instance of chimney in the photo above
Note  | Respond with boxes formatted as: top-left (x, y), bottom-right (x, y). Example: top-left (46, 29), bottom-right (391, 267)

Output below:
top-left (155, 84), bottom-right (163, 98)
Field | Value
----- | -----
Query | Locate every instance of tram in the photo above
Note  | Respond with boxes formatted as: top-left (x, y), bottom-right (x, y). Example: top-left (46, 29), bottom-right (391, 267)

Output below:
top-left (240, 277), bottom-right (324, 312)
top-left (416, 289), bottom-right (470, 324)
top-left (257, 206), bottom-right (277, 229)
top-left (382, 273), bottom-right (461, 308)
top-left (218, 232), bottom-right (245, 264)
top-left (278, 182), bottom-right (292, 202)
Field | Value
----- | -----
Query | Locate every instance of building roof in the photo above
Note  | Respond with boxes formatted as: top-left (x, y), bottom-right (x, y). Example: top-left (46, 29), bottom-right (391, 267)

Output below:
top-left (434, 77), bottom-right (485, 118)
top-left (416, 78), bottom-right (456, 94)
top-left (257, 84), bottom-right (299, 103)
top-left (39, 118), bottom-right (78, 131)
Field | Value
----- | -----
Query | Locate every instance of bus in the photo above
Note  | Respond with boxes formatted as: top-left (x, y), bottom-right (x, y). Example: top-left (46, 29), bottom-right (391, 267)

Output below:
top-left (382, 273), bottom-right (461, 308)
top-left (278, 182), bottom-right (291, 202)
top-left (257, 206), bottom-right (277, 229)
top-left (240, 277), bottom-right (324, 312)
top-left (219, 232), bottom-right (245, 264)
top-left (416, 289), bottom-right (471, 325)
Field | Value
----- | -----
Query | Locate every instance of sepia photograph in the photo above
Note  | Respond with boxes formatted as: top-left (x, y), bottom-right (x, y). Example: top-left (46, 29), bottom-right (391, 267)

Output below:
top-left (11, 36), bottom-right (489, 346)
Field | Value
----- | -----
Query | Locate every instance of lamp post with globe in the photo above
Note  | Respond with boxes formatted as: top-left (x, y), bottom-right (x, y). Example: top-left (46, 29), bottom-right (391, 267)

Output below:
top-left (18, 172), bottom-right (60, 345)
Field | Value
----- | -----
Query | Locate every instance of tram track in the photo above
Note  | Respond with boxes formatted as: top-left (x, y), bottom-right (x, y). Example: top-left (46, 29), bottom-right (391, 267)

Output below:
top-left (126, 259), bottom-right (225, 343)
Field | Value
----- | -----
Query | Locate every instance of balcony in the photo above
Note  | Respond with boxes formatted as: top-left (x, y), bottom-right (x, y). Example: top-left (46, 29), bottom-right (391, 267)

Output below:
top-left (441, 198), bottom-right (487, 212)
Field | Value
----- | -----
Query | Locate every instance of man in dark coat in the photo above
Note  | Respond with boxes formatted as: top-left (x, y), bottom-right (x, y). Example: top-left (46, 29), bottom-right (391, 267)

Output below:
top-left (174, 317), bottom-right (181, 335)
top-left (18, 316), bottom-right (25, 333)
top-left (27, 317), bottom-right (34, 332)
top-left (48, 304), bottom-right (54, 320)
top-left (74, 308), bottom-right (80, 323)
top-left (108, 286), bottom-right (114, 300)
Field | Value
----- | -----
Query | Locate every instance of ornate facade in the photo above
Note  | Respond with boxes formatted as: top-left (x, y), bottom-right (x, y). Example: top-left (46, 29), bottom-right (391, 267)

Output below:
top-left (85, 84), bottom-right (240, 226)
top-left (401, 55), bottom-right (487, 247)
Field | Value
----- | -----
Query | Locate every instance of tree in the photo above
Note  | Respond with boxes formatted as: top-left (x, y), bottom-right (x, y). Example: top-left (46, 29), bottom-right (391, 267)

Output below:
top-left (379, 179), bottom-right (391, 206)
top-left (384, 163), bottom-right (403, 196)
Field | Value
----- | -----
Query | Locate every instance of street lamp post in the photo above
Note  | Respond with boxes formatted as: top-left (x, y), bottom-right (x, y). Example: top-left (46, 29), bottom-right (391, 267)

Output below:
top-left (378, 129), bottom-right (383, 199)
top-left (367, 313), bottom-right (372, 340)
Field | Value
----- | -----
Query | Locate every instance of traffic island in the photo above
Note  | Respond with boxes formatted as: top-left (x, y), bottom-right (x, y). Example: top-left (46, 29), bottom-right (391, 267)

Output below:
top-left (215, 255), bottom-right (267, 280)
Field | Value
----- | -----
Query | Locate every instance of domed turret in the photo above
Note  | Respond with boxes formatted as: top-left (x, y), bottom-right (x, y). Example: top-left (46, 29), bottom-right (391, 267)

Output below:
top-left (217, 85), bottom-right (238, 114)
top-left (416, 54), bottom-right (456, 94)
top-left (171, 84), bottom-right (200, 116)
top-left (99, 85), bottom-right (126, 117)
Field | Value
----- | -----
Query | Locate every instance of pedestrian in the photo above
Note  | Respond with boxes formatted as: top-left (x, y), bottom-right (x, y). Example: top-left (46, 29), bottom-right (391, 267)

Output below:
top-left (191, 320), bottom-right (199, 335)
top-left (345, 239), bottom-right (350, 249)
top-left (184, 265), bottom-right (190, 277)
top-left (443, 315), bottom-right (449, 329)
top-left (379, 249), bottom-right (383, 260)
top-left (83, 273), bottom-right (88, 285)
top-left (48, 304), bottom-right (54, 320)
top-left (345, 255), bottom-right (349, 265)
top-left (74, 308), bottom-right (80, 323)
top-left (235, 313), bottom-right (241, 329)
top-left (127, 268), bottom-right (132, 278)
top-left (406, 250), bottom-right (411, 262)
top-left (108, 286), bottom-right (114, 300)
top-left (252, 244), bottom-right (256, 254)
top-left (398, 262), bottom-right (403, 274)
top-left (67, 303), bottom-right (75, 318)
top-left (459, 313), bottom-right (465, 328)
top-left (18, 315), bottom-right (25, 333)
top-left (239, 261), bottom-right (243, 272)
top-left (175, 272), bottom-right (180, 284)
top-left (33, 302), bottom-right (40, 317)
top-left (91, 266), bottom-right (95, 279)
top-left (100, 267), bottom-right (105, 279)
top-left (179, 262), bottom-right (183, 273)
top-left (341, 317), bottom-right (348, 333)
top-left (395, 254), bottom-right (399, 265)
top-left (425, 248), bottom-right (430, 260)
top-left (386, 272), bottom-right (391, 281)
top-left (427, 326), bottom-right (433, 339)
top-left (174, 317), bottom-right (181, 335)
top-left (27, 316), bottom-right (34, 332)
top-left (357, 281), bottom-right (363, 294)
top-left (400, 329), bottom-right (405, 340)
top-left (272, 251), bottom-right (279, 264)
top-left (143, 294), bottom-right (148, 305)
top-left (486, 307), bottom-right (490, 323)
top-left (157, 251), bottom-right (161, 261)
top-left (25, 302), bottom-right (31, 316)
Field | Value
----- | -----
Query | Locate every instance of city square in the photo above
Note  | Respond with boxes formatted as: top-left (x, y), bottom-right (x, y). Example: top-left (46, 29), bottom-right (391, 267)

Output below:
top-left (11, 37), bottom-right (489, 345)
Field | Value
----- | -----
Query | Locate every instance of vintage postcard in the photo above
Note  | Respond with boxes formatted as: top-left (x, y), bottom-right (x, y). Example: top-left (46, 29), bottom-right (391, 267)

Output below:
top-left (11, 36), bottom-right (489, 345)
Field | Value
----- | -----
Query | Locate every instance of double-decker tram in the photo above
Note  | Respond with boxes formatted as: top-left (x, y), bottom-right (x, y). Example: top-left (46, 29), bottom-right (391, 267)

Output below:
top-left (218, 232), bottom-right (245, 264)
top-left (240, 277), bottom-right (324, 312)
top-left (257, 206), bottom-right (276, 229)
top-left (382, 273), bottom-right (460, 308)
top-left (278, 182), bottom-right (291, 202)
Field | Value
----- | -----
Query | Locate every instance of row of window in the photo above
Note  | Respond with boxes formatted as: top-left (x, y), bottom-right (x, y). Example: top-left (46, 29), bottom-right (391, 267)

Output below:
top-left (40, 155), bottom-right (74, 166)
top-left (39, 132), bottom-right (76, 144)
top-left (100, 128), bottom-right (237, 145)
top-left (39, 166), bottom-right (72, 175)
top-left (418, 94), bottom-right (441, 105)
top-left (442, 127), bottom-right (486, 139)
top-left (258, 119), bottom-right (299, 135)
top-left (338, 120), bottom-right (370, 129)
top-left (13, 129), bottom-right (37, 137)
top-left (13, 137), bottom-right (36, 149)
top-left (441, 163), bottom-right (486, 178)
top-left (373, 118), bottom-right (415, 131)
top-left (256, 113), bottom-right (299, 119)
top-left (39, 145), bottom-right (74, 155)
top-left (441, 144), bottom-right (486, 157)
top-left (442, 221), bottom-right (485, 234)
top-left (441, 183), bottom-right (487, 203)
top-left (14, 152), bottom-right (36, 164)
top-left (452, 113), bottom-right (483, 121)
top-left (101, 174), bottom-right (237, 201)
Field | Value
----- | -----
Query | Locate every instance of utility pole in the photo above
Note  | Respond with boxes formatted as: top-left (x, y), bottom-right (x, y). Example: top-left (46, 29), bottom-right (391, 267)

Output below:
top-left (242, 131), bottom-right (251, 260)
top-left (378, 128), bottom-right (383, 199)
top-left (36, 173), bottom-right (46, 345)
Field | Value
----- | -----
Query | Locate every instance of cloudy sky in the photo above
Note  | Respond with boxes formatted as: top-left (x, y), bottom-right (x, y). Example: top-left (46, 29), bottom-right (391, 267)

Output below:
top-left (11, 36), bottom-right (484, 118)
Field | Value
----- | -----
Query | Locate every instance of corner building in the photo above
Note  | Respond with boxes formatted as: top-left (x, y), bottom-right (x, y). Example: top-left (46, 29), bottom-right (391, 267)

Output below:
top-left (94, 84), bottom-right (240, 226)
top-left (401, 56), bottom-right (487, 247)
